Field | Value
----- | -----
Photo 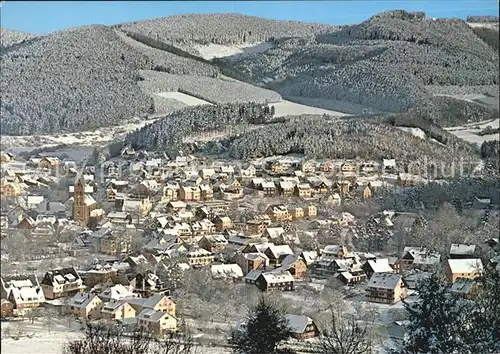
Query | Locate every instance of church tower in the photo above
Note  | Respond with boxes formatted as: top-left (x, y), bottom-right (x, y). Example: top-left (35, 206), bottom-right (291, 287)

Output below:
top-left (73, 177), bottom-right (85, 224)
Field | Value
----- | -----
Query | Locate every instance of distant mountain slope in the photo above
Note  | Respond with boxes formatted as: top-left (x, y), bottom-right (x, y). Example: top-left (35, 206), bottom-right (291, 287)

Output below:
top-left (118, 13), bottom-right (338, 47)
top-left (220, 10), bottom-right (499, 123)
top-left (0, 25), bottom-right (153, 135)
top-left (0, 28), bottom-right (38, 49)
top-left (1, 11), bottom-right (498, 136)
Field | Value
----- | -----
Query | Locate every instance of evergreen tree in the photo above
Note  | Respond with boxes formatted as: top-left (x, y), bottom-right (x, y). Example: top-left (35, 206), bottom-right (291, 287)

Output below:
top-left (461, 244), bottom-right (500, 353)
top-left (231, 296), bottom-right (291, 354)
top-left (396, 273), bottom-right (465, 354)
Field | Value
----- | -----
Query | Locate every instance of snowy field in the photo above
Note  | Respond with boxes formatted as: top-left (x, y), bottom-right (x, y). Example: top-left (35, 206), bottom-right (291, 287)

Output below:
top-left (445, 118), bottom-right (499, 145)
top-left (1, 115), bottom-right (163, 151)
top-left (0, 319), bottom-right (231, 354)
top-left (194, 42), bottom-right (273, 60)
top-left (272, 99), bottom-right (348, 118)
top-left (155, 91), bottom-right (212, 106)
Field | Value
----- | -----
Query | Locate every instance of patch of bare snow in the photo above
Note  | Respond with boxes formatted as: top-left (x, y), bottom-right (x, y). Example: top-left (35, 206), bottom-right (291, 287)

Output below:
top-left (445, 118), bottom-right (499, 144)
top-left (272, 100), bottom-right (348, 117)
top-left (194, 42), bottom-right (273, 60)
top-left (397, 127), bottom-right (427, 140)
top-left (155, 91), bottom-right (212, 106)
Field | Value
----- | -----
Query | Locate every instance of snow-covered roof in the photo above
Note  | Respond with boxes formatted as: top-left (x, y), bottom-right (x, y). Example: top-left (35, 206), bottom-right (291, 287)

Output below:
top-left (301, 251), bottom-right (318, 265)
top-left (447, 259), bottom-right (483, 274)
top-left (367, 273), bottom-right (403, 290)
top-left (244, 269), bottom-right (263, 281)
top-left (449, 244), bottom-right (476, 256)
top-left (68, 292), bottom-right (99, 308)
top-left (211, 264), bottom-right (243, 279)
top-left (450, 277), bottom-right (477, 294)
top-left (137, 308), bottom-right (170, 323)
top-left (266, 245), bottom-right (294, 258)
top-left (261, 271), bottom-right (294, 284)
top-left (285, 314), bottom-right (313, 334)
top-left (365, 259), bottom-right (394, 274)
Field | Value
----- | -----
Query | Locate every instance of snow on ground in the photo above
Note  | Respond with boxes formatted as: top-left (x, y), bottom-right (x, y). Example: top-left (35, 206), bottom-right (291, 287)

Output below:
top-left (397, 127), bottom-right (427, 140)
top-left (0, 319), bottom-right (232, 354)
top-left (444, 118), bottom-right (499, 144)
top-left (272, 99), bottom-right (348, 118)
top-left (155, 91), bottom-right (212, 106)
top-left (1, 114), bottom-right (166, 152)
top-left (467, 22), bottom-right (499, 29)
top-left (194, 42), bottom-right (273, 60)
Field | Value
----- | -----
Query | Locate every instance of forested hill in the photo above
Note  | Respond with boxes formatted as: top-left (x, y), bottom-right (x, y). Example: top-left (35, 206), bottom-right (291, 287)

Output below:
top-left (1, 10), bottom-right (498, 135)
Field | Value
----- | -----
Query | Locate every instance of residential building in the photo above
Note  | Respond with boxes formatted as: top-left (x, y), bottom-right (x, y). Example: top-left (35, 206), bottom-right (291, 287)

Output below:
top-left (444, 259), bottom-right (484, 283)
top-left (198, 234), bottom-right (228, 253)
top-left (99, 284), bottom-right (135, 302)
top-left (285, 314), bottom-right (320, 340)
top-left (179, 185), bottom-right (201, 202)
top-left (1, 276), bottom-right (45, 313)
top-left (1, 182), bottom-right (21, 197)
top-left (129, 272), bottom-right (170, 298)
top-left (122, 197), bottom-right (153, 217)
top-left (162, 182), bottom-right (180, 203)
top-left (289, 206), bottom-right (304, 219)
top-left (294, 183), bottom-right (313, 198)
top-left (39, 156), bottom-right (60, 169)
top-left (199, 184), bottom-right (214, 201)
top-left (449, 244), bottom-right (476, 259)
top-left (362, 259), bottom-right (395, 279)
top-left (186, 247), bottom-right (214, 266)
top-left (276, 254), bottom-right (307, 280)
top-left (449, 277), bottom-right (481, 300)
top-left (166, 201), bottom-right (187, 213)
top-left (124, 294), bottom-right (176, 317)
top-left (40, 267), bottom-right (85, 300)
top-left (67, 292), bottom-right (102, 320)
top-left (266, 205), bottom-right (292, 221)
top-left (264, 245), bottom-right (294, 267)
top-left (100, 300), bottom-right (137, 321)
top-left (366, 273), bottom-right (407, 304)
top-left (278, 181), bottom-right (295, 197)
top-left (304, 205), bottom-right (317, 218)
top-left (213, 216), bottom-right (233, 232)
top-left (137, 309), bottom-right (178, 335)
top-left (254, 271), bottom-right (295, 292)
top-left (235, 252), bottom-right (268, 275)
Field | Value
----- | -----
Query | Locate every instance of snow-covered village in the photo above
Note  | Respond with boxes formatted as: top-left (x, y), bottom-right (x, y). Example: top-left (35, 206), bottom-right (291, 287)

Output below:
top-left (1, 2), bottom-right (499, 354)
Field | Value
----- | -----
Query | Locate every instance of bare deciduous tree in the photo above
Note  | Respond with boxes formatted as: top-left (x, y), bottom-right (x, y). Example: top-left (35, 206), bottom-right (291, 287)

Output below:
top-left (64, 323), bottom-right (199, 354)
top-left (316, 306), bottom-right (373, 354)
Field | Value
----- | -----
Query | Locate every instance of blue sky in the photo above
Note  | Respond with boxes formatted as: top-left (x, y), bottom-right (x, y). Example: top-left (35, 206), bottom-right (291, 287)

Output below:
top-left (1, 1), bottom-right (498, 34)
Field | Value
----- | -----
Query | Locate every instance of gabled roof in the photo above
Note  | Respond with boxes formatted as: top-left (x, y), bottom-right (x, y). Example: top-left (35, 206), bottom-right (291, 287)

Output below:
top-left (42, 267), bottom-right (82, 287)
top-left (244, 269), bottom-right (263, 281)
top-left (285, 314), bottom-right (314, 334)
top-left (260, 271), bottom-right (294, 284)
top-left (447, 259), bottom-right (483, 274)
top-left (143, 293), bottom-right (171, 309)
top-left (137, 308), bottom-right (172, 323)
top-left (450, 277), bottom-right (478, 294)
top-left (265, 245), bottom-right (294, 259)
top-left (68, 292), bottom-right (99, 308)
top-left (301, 251), bottom-right (318, 265)
top-left (367, 273), bottom-right (403, 290)
top-left (364, 259), bottom-right (394, 274)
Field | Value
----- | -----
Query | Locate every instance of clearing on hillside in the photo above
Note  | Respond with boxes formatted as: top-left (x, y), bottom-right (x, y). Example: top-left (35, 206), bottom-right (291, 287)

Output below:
top-left (155, 91), bottom-right (212, 106)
